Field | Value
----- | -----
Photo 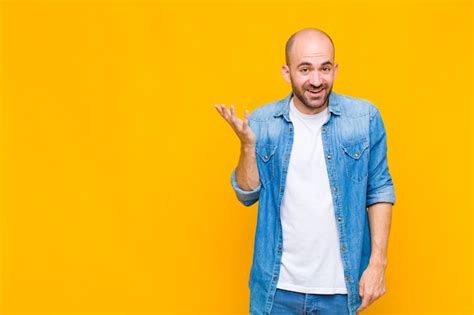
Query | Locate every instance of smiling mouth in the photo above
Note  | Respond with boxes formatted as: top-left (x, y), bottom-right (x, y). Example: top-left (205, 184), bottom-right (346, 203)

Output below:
top-left (308, 88), bottom-right (324, 94)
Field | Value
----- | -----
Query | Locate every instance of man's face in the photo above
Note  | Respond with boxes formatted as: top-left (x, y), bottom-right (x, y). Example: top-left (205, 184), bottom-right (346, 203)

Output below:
top-left (282, 35), bottom-right (338, 113)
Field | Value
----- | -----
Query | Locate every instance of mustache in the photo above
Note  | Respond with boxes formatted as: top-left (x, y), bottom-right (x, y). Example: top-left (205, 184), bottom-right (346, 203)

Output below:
top-left (308, 84), bottom-right (324, 90)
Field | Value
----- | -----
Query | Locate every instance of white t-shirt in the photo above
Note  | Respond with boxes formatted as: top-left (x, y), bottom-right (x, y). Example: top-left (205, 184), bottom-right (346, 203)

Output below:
top-left (276, 97), bottom-right (348, 294)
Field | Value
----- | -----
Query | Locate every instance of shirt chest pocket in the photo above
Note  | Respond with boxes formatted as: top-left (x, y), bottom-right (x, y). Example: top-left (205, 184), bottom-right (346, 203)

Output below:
top-left (255, 144), bottom-right (278, 187)
top-left (341, 139), bottom-right (369, 183)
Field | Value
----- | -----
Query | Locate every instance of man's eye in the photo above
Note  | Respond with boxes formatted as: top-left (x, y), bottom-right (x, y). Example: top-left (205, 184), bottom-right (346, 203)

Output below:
top-left (322, 67), bottom-right (331, 72)
top-left (301, 68), bottom-right (309, 73)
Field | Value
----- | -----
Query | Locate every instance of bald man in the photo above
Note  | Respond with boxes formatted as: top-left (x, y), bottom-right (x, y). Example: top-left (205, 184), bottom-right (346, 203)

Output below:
top-left (215, 28), bottom-right (395, 315)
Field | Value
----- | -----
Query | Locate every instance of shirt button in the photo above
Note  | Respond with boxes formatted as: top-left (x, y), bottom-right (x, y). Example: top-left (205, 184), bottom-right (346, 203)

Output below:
top-left (264, 155), bottom-right (269, 160)
top-left (327, 154), bottom-right (332, 160)
top-left (273, 276), bottom-right (278, 281)
top-left (280, 188), bottom-right (284, 193)
top-left (278, 244), bottom-right (282, 251)
top-left (341, 245), bottom-right (347, 252)
top-left (322, 127), bottom-right (327, 132)
top-left (354, 153), bottom-right (359, 158)
top-left (337, 216), bottom-right (342, 222)
top-left (332, 186), bottom-right (337, 192)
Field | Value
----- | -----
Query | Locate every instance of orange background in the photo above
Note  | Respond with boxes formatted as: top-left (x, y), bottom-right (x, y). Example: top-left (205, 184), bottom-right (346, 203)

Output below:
top-left (1, 0), bottom-right (472, 314)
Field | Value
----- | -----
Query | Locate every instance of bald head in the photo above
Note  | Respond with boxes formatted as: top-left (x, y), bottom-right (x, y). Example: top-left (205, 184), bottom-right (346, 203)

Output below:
top-left (285, 28), bottom-right (335, 67)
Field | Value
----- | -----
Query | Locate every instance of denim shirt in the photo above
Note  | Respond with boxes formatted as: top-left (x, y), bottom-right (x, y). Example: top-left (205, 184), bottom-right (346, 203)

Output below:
top-left (230, 90), bottom-right (396, 315)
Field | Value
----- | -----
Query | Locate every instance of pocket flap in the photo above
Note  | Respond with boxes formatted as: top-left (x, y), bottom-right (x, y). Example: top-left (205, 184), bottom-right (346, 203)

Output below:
top-left (342, 140), bottom-right (369, 160)
top-left (256, 144), bottom-right (277, 163)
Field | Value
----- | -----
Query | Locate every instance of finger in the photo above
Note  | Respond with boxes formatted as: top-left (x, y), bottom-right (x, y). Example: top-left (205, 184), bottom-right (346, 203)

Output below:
top-left (226, 106), bottom-right (239, 127)
top-left (220, 105), bottom-right (240, 132)
top-left (214, 104), bottom-right (223, 116)
top-left (357, 285), bottom-right (366, 312)
top-left (229, 104), bottom-right (238, 124)
top-left (366, 293), bottom-right (374, 305)
top-left (359, 294), bottom-right (370, 311)
top-left (221, 104), bottom-right (231, 120)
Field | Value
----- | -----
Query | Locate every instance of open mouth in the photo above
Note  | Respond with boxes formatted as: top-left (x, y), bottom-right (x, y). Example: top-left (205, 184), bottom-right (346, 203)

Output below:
top-left (308, 88), bottom-right (324, 95)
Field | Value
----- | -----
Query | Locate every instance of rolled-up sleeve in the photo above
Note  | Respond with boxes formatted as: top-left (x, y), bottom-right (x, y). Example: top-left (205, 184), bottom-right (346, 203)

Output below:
top-left (366, 107), bottom-right (396, 207)
top-left (230, 167), bottom-right (261, 207)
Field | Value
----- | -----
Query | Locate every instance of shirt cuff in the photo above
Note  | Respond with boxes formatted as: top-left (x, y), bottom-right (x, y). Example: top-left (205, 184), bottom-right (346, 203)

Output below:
top-left (366, 185), bottom-right (396, 207)
top-left (230, 168), bottom-right (261, 205)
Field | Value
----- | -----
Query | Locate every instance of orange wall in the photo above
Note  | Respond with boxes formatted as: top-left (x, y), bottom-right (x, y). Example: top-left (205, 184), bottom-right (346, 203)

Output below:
top-left (1, 0), bottom-right (472, 314)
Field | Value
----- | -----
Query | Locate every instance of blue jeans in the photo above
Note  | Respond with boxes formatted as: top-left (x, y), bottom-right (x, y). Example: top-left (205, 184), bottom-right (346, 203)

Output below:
top-left (270, 288), bottom-right (350, 315)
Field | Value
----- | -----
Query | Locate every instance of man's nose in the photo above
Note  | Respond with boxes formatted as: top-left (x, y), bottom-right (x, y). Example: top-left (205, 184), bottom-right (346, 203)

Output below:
top-left (309, 71), bottom-right (323, 86)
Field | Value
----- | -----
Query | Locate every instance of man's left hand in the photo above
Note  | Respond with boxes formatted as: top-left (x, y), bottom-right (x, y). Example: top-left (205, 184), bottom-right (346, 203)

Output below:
top-left (356, 263), bottom-right (386, 313)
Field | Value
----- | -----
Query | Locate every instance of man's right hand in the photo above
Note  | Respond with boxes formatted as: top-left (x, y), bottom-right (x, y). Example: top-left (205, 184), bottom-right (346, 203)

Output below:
top-left (214, 104), bottom-right (256, 147)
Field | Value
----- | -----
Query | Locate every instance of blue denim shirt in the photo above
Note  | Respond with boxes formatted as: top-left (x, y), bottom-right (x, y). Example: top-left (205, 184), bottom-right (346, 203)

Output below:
top-left (230, 91), bottom-right (396, 315)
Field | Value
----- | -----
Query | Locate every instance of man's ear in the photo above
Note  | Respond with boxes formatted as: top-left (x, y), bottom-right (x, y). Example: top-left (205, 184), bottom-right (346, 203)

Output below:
top-left (281, 64), bottom-right (291, 84)
top-left (333, 63), bottom-right (339, 80)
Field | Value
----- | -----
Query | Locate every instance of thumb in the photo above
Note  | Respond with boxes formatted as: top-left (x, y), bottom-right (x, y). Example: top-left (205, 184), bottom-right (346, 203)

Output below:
top-left (242, 109), bottom-right (250, 130)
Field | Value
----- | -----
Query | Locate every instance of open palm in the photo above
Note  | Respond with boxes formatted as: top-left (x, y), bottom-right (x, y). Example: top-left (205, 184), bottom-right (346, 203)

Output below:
top-left (214, 104), bottom-right (256, 146)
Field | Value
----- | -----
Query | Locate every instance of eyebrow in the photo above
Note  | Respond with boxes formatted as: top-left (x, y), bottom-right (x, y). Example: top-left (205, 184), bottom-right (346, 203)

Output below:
top-left (297, 60), bottom-right (333, 67)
